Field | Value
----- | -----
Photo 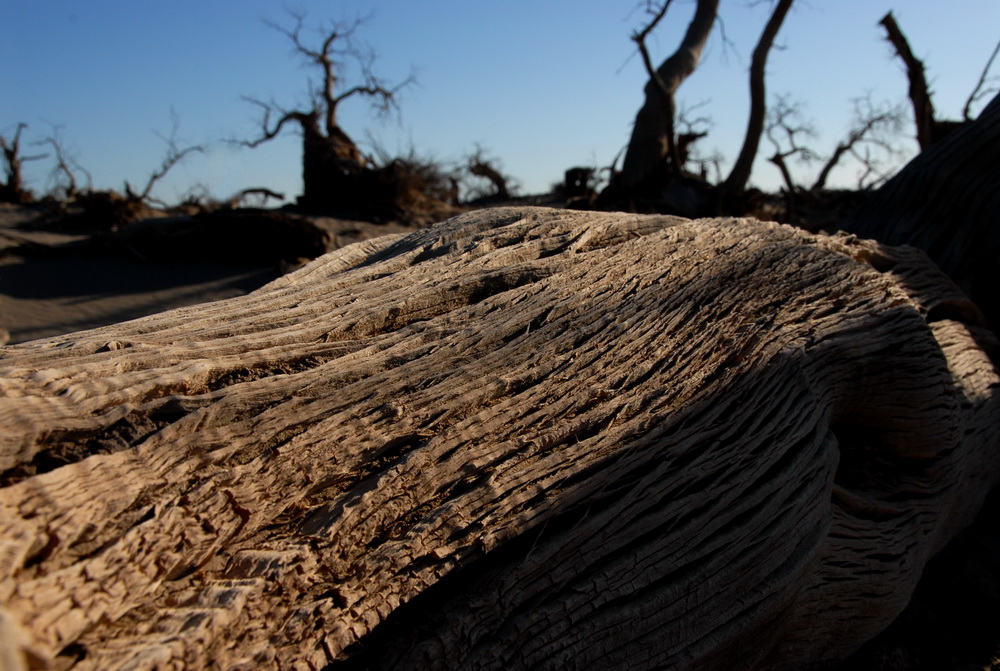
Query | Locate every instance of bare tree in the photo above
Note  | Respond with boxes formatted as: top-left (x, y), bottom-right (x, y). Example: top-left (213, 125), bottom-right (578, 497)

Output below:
top-left (1, 123), bottom-right (46, 203)
top-left (765, 94), bottom-right (906, 193)
top-left (813, 96), bottom-right (906, 191)
top-left (764, 95), bottom-right (819, 193)
top-left (619, 0), bottom-right (719, 189)
top-left (721, 0), bottom-right (795, 199)
top-left (124, 112), bottom-right (204, 205)
top-left (465, 146), bottom-right (516, 203)
top-left (38, 125), bottom-right (92, 198)
top-left (242, 11), bottom-right (415, 212)
top-left (962, 38), bottom-right (1000, 121)
top-left (878, 11), bottom-right (940, 150)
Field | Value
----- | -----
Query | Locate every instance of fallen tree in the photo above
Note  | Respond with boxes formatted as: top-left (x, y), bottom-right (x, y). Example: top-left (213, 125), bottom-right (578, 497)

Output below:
top-left (844, 91), bottom-right (1000, 333)
top-left (1, 207), bottom-right (998, 669)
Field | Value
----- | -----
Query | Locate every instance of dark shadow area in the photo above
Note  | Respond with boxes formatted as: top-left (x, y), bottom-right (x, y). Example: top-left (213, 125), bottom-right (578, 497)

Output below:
top-left (836, 484), bottom-right (1000, 670)
top-left (0, 255), bottom-right (278, 344)
top-left (0, 255), bottom-right (276, 301)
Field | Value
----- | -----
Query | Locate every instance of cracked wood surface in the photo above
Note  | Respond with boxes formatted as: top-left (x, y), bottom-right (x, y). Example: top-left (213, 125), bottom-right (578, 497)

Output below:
top-left (0, 207), bottom-right (998, 670)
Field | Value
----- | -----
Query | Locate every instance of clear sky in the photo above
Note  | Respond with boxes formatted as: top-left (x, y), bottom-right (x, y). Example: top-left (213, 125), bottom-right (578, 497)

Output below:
top-left (3, 1), bottom-right (998, 203)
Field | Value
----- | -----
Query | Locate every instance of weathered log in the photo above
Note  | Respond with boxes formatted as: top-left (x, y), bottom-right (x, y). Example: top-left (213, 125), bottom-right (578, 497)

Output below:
top-left (0, 207), bottom-right (997, 670)
top-left (844, 91), bottom-right (1000, 332)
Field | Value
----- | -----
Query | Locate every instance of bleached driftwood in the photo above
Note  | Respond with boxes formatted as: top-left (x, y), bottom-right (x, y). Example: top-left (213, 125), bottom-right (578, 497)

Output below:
top-left (0, 207), bottom-right (997, 670)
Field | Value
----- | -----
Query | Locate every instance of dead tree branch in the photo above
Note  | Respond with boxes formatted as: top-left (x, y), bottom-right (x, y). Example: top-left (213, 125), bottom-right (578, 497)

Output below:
top-left (813, 96), bottom-right (906, 191)
top-left (240, 98), bottom-right (317, 149)
top-left (228, 187), bottom-right (287, 209)
top-left (125, 114), bottom-right (205, 203)
top-left (722, 0), bottom-right (795, 198)
top-left (38, 126), bottom-right (92, 198)
top-left (3, 208), bottom-right (999, 668)
top-left (1, 123), bottom-right (47, 203)
top-left (765, 95), bottom-right (817, 193)
top-left (963, 38), bottom-right (1000, 121)
top-left (620, 0), bottom-right (719, 188)
top-left (466, 147), bottom-right (513, 201)
top-left (879, 11), bottom-right (936, 150)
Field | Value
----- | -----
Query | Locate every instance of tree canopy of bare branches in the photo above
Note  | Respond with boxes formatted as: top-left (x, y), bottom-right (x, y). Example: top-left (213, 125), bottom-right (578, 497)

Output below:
top-left (37, 126), bottom-right (92, 199)
top-left (241, 12), bottom-right (416, 213)
top-left (765, 95), bottom-right (906, 194)
top-left (124, 114), bottom-right (204, 205)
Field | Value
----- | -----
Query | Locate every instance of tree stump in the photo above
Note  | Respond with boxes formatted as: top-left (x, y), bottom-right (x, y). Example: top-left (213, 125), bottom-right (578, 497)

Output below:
top-left (1, 207), bottom-right (997, 670)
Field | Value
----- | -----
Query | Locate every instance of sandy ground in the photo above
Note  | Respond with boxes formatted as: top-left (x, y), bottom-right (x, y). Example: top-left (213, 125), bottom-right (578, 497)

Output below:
top-left (0, 203), bottom-right (415, 345)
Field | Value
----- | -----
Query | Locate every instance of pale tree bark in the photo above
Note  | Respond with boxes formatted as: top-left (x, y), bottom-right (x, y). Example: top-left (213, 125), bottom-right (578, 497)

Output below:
top-left (620, 0), bottom-right (719, 189)
top-left (1, 207), bottom-right (998, 670)
top-left (721, 0), bottom-right (795, 198)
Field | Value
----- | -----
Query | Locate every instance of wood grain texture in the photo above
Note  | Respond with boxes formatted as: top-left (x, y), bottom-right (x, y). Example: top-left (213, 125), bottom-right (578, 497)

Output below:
top-left (0, 207), bottom-right (997, 670)
top-left (844, 91), bottom-right (1000, 332)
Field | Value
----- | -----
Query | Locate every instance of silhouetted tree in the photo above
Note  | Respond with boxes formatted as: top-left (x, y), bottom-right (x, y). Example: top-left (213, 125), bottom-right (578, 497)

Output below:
top-left (242, 12), bottom-right (415, 214)
top-left (124, 113), bottom-right (204, 205)
top-left (877, 12), bottom-right (999, 150)
top-left (619, 0), bottom-right (719, 190)
top-left (1, 123), bottom-right (46, 203)
top-left (765, 94), bottom-right (906, 194)
top-left (720, 0), bottom-right (795, 199)
top-left (38, 125), bottom-right (92, 199)
top-left (465, 147), bottom-right (515, 202)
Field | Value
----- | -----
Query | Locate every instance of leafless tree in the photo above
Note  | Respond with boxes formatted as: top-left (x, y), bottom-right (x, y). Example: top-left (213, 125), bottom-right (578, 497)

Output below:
top-left (765, 95), bottom-right (819, 193)
top-left (124, 113), bottom-right (204, 204)
top-left (721, 0), bottom-right (795, 199)
top-left (962, 38), bottom-right (1000, 121)
top-left (814, 96), bottom-right (906, 191)
top-left (38, 125), bottom-right (92, 198)
top-left (465, 146), bottom-right (516, 202)
top-left (620, 0), bottom-right (719, 188)
top-left (1, 123), bottom-right (46, 203)
top-left (241, 11), bottom-right (415, 211)
top-left (765, 94), bottom-right (905, 193)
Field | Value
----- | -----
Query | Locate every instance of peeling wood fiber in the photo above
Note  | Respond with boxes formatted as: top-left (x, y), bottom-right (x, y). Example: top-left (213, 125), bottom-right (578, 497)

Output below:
top-left (0, 207), bottom-right (997, 670)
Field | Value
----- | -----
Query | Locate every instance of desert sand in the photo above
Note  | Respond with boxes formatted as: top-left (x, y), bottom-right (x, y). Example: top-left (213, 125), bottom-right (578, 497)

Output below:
top-left (0, 202), bottom-right (415, 345)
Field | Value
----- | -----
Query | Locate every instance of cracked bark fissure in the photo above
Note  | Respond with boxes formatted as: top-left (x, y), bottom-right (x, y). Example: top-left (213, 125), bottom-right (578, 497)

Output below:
top-left (0, 207), bottom-right (998, 670)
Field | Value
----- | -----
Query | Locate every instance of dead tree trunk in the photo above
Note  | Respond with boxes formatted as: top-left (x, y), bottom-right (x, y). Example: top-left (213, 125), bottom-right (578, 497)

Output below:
top-left (844, 91), bottom-right (1000, 332)
top-left (879, 11), bottom-right (938, 150)
top-left (298, 112), bottom-right (367, 212)
top-left (619, 0), bottom-right (719, 189)
top-left (1, 207), bottom-right (998, 670)
top-left (721, 0), bottom-right (795, 200)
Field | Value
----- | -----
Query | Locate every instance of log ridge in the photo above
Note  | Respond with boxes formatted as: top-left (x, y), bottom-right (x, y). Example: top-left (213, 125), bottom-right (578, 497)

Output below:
top-left (0, 207), bottom-right (997, 669)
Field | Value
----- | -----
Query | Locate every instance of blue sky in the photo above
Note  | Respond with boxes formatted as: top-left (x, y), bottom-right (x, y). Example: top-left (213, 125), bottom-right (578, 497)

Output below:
top-left (3, 1), bottom-right (998, 203)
